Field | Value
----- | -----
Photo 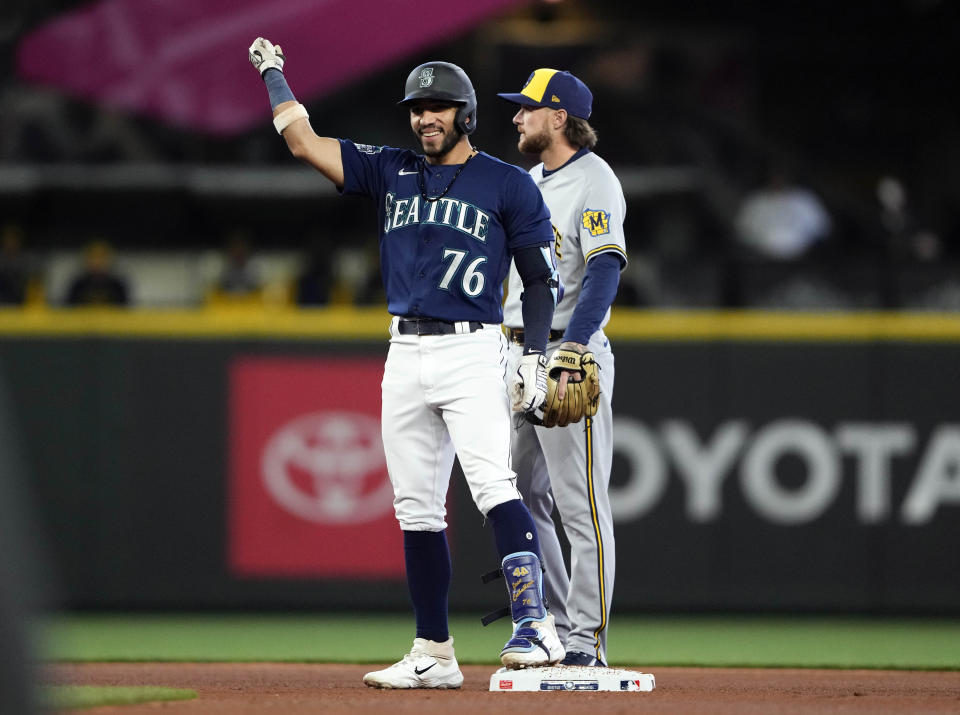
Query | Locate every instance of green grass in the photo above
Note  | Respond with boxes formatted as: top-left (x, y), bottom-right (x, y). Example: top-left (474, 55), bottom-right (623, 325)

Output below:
top-left (38, 613), bottom-right (960, 670)
top-left (43, 686), bottom-right (196, 710)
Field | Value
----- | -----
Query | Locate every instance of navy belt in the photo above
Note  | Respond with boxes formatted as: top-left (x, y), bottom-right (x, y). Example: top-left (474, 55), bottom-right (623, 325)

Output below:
top-left (506, 327), bottom-right (565, 344)
top-left (398, 318), bottom-right (484, 335)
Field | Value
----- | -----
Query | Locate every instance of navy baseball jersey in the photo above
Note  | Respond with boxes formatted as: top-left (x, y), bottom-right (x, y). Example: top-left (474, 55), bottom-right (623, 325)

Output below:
top-left (339, 140), bottom-right (554, 323)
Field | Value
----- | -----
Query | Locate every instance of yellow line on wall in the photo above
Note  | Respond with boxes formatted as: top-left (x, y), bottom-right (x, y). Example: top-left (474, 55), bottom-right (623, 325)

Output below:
top-left (602, 310), bottom-right (960, 342)
top-left (0, 306), bottom-right (393, 339)
top-left (3, 307), bottom-right (960, 341)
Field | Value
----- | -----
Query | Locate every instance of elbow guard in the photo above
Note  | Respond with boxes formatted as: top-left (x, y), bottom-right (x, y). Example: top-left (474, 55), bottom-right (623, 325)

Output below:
top-left (544, 247), bottom-right (563, 307)
top-left (516, 243), bottom-right (564, 307)
top-left (537, 245), bottom-right (563, 307)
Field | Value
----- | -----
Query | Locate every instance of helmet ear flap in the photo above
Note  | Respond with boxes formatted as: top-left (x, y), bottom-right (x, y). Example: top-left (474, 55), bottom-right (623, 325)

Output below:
top-left (455, 106), bottom-right (477, 136)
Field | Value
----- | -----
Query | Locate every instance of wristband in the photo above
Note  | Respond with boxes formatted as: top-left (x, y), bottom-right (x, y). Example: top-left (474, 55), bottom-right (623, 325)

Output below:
top-left (273, 103), bottom-right (309, 134)
top-left (263, 67), bottom-right (295, 109)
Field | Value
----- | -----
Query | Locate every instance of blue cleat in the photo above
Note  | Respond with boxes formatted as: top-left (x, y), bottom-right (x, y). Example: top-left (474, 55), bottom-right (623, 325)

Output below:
top-left (560, 650), bottom-right (607, 667)
top-left (499, 552), bottom-right (565, 668)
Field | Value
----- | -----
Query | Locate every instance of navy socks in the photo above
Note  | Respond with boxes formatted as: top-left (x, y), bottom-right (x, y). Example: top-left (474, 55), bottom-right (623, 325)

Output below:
top-left (403, 530), bottom-right (452, 642)
top-left (402, 500), bottom-right (541, 642)
top-left (487, 499), bottom-right (542, 561)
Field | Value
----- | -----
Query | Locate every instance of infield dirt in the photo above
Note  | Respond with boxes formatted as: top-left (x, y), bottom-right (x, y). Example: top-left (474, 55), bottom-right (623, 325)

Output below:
top-left (44, 662), bottom-right (960, 714)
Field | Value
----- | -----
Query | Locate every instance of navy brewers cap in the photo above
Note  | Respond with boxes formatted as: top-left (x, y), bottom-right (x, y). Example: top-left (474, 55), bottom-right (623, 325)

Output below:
top-left (497, 68), bottom-right (593, 120)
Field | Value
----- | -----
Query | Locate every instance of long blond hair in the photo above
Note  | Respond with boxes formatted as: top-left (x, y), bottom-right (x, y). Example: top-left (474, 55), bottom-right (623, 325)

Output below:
top-left (564, 116), bottom-right (598, 150)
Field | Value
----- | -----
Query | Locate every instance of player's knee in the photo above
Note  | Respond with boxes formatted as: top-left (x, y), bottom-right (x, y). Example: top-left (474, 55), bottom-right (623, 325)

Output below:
top-left (391, 491), bottom-right (448, 531)
top-left (394, 508), bottom-right (447, 532)
top-left (475, 483), bottom-right (523, 517)
top-left (395, 517), bottom-right (447, 531)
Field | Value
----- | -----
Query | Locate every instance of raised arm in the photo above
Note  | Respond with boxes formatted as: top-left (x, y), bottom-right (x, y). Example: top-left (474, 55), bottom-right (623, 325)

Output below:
top-left (248, 37), bottom-right (344, 187)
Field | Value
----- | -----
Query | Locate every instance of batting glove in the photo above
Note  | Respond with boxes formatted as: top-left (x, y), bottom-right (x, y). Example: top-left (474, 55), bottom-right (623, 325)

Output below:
top-left (512, 353), bottom-right (548, 413)
top-left (248, 37), bottom-right (285, 76)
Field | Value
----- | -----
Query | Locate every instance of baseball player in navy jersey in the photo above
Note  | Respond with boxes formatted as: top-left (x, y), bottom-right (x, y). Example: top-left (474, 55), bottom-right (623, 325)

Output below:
top-left (499, 69), bottom-right (626, 667)
top-left (249, 39), bottom-right (565, 688)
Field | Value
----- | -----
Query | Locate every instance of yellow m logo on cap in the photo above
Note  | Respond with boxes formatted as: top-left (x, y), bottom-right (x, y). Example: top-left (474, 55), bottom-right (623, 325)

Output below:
top-left (521, 68), bottom-right (559, 103)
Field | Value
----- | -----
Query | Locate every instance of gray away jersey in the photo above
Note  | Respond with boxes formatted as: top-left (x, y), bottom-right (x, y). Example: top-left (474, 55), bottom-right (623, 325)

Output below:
top-left (503, 151), bottom-right (627, 330)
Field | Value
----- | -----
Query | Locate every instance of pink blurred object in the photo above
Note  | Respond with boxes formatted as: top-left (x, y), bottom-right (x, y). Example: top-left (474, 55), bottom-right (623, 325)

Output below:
top-left (16, 0), bottom-right (525, 135)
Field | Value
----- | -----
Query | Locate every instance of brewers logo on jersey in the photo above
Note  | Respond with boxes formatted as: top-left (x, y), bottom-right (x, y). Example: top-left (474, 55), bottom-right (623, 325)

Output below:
top-left (581, 209), bottom-right (610, 236)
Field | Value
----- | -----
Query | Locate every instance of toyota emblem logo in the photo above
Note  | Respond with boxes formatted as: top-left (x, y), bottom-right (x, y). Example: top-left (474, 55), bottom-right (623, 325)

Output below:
top-left (261, 411), bottom-right (394, 524)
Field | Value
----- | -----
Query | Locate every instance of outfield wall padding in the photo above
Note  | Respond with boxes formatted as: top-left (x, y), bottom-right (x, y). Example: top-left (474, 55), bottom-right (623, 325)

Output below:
top-left (2, 315), bottom-right (959, 613)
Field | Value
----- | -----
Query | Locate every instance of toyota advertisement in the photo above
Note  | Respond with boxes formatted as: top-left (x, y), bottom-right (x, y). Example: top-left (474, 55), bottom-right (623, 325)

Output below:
top-left (228, 357), bottom-right (403, 579)
top-left (3, 336), bottom-right (958, 611)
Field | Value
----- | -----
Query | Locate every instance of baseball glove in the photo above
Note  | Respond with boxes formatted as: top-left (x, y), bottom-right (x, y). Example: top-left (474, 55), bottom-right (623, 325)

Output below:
top-left (528, 343), bottom-right (600, 428)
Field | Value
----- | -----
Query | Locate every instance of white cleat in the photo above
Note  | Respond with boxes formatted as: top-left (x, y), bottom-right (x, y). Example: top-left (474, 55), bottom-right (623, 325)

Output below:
top-left (500, 612), bottom-right (565, 669)
top-left (363, 637), bottom-right (464, 689)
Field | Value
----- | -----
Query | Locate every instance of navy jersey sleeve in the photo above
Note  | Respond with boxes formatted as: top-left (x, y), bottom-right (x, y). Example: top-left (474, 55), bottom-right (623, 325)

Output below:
top-left (500, 168), bottom-right (554, 252)
top-left (563, 252), bottom-right (622, 344)
top-left (339, 140), bottom-right (406, 200)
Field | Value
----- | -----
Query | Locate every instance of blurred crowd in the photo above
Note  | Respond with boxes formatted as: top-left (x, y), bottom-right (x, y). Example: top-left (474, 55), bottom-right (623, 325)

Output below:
top-left (1, 184), bottom-right (952, 311)
top-left (0, 221), bottom-right (389, 310)
top-left (0, 148), bottom-right (952, 311)
top-left (1, 0), bottom-right (958, 312)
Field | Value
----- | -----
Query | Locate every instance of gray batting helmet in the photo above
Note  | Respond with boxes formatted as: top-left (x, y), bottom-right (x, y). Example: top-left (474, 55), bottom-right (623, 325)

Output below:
top-left (398, 61), bottom-right (477, 135)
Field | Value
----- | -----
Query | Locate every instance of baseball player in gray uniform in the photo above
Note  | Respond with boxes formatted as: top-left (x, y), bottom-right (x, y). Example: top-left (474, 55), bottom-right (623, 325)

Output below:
top-left (499, 69), bottom-right (626, 667)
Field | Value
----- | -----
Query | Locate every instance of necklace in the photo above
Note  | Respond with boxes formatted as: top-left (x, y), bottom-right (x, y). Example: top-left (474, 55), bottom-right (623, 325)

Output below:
top-left (417, 151), bottom-right (476, 203)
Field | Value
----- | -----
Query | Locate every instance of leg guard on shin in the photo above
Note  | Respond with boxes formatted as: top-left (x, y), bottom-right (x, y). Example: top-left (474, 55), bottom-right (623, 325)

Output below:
top-left (499, 552), bottom-right (564, 668)
top-left (503, 551), bottom-right (546, 625)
